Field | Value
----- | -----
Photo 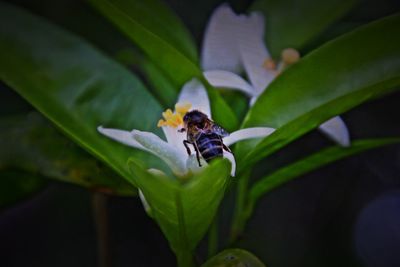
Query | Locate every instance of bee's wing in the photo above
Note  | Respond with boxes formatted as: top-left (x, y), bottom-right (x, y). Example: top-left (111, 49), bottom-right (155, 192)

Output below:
top-left (211, 123), bottom-right (230, 137)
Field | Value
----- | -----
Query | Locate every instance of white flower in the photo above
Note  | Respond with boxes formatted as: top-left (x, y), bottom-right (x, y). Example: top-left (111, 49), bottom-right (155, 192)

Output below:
top-left (200, 4), bottom-right (350, 147)
top-left (98, 78), bottom-right (275, 177)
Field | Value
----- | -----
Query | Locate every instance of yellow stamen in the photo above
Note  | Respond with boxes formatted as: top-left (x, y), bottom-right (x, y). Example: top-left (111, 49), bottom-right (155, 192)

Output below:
top-left (282, 48), bottom-right (300, 65)
top-left (157, 102), bottom-right (192, 128)
top-left (162, 109), bottom-right (174, 120)
top-left (175, 102), bottom-right (192, 115)
top-left (263, 58), bottom-right (276, 70)
top-left (157, 119), bottom-right (167, 127)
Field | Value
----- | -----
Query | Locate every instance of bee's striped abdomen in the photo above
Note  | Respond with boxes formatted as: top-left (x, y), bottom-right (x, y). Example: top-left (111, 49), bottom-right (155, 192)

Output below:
top-left (196, 132), bottom-right (223, 162)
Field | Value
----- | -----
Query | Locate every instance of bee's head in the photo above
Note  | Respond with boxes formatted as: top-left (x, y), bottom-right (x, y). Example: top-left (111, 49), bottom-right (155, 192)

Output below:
top-left (183, 110), bottom-right (208, 129)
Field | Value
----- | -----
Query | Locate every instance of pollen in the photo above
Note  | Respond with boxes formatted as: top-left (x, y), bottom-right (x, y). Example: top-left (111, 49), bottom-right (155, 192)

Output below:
top-left (157, 102), bottom-right (192, 128)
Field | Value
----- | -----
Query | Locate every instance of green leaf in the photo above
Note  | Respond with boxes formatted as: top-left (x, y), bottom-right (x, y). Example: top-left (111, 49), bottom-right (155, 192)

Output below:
top-left (0, 113), bottom-right (135, 196)
top-left (250, 0), bottom-right (359, 57)
top-left (128, 159), bottom-right (230, 265)
top-left (0, 2), bottom-right (165, 183)
top-left (249, 138), bottom-right (400, 206)
top-left (204, 83), bottom-right (239, 132)
top-left (88, 0), bottom-right (199, 86)
top-left (88, 0), bottom-right (239, 130)
top-left (115, 48), bottom-right (179, 107)
top-left (0, 170), bottom-right (46, 210)
top-left (137, 54), bottom-right (179, 108)
top-left (202, 248), bottom-right (266, 267)
top-left (238, 14), bottom-right (400, 170)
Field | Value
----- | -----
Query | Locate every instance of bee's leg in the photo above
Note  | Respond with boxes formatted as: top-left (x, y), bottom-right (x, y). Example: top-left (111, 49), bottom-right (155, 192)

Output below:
top-left (192, 142), bottom-right (202, 167)
top-left (220, 137), bottom-right (232, 153)
top-left (183, 140), bottom-right (192, 155)
top-left (222, 143), bottom-right (232, 154)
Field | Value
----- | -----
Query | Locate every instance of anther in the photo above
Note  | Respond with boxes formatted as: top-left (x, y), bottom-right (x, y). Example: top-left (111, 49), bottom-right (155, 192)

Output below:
top-left (263, 58), bottom-right (276, 70)
top-left (282, 48), bottom-right (300, 65)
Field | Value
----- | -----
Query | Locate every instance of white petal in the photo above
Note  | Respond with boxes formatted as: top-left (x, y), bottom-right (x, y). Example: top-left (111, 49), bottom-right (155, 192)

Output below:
top-left (161, 126), bottom-right (188, 157)
top-left (186, 152), bottom-right (235, 177)
top-left (223, 151), bottom-right (236, 177)
top-left (138, 189), bottom-right (152, 215)
top-left (249, 95), bottom-right (259, 106)
top-left (201, 4), bottom-right (242, 73)
top-left (148, 168), bottom-right (168, 177)
top-left (178, 78), bottom-right (211, 117)
top-left (204, 70), bottom-right (255, 97)
top-left (186, 154), bottom-right (208, 175)
top-left (318, 116), bottom-right (350, 147)
top-left (223, 127), bottom-right (275, 147)
top-left (132, 130), bottom-right (188, 176)
top-left (237, 12), bottom-right (276, 93)
top-left (97, 126), bottom-right (148, 151)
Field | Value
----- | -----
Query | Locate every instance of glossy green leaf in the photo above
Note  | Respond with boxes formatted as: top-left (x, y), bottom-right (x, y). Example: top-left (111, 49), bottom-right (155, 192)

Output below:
top-left (128, 159), bottom-right (230, 265)
top-left (115, 48), bottom-right (180, 108)
top-left (0, 113), bottom-right (135, 196)
top-left (250, 0), bottom-right (359, 57)
top-left (0, 170), bottom-right (46, 210)
top-left (137, 55), bottom-right (179, 108)
top-left (238, 14), bottom-right (400, 170)
top-left (0, 2), bottom-right (165, 183)
top-left (202, 248), bottom-right (266, 267)
top-left (88, 0), bottom-right (199, 85)
top-left (204, 84), bottom-right (239, 132)
top-left (249, 138), bottom-right (400, 206)
top-left (88, 0), bottom-right (239, 131)
top-left (115, 48), bottom-right (178, 107)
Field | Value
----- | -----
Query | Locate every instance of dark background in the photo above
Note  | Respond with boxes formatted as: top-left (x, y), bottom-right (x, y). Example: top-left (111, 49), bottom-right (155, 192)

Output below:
top-left (0, 0), bottom-right (400, 266)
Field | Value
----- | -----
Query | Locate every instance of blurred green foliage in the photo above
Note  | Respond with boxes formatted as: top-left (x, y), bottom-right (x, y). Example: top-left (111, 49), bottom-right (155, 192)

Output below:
top-left (0, 113), bottom-right (135, 196)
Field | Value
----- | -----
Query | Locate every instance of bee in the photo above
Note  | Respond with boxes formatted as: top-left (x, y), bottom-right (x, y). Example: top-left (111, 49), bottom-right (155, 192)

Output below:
top-left (178, 110), bottom-right (232, 167)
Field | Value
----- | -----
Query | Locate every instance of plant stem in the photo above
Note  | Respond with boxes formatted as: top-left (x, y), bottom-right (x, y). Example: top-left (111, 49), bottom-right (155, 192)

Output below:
top-left (229, 171), bottom-right (250, 244)
top-left (92, 192), bottom-right (111, 267)
top-left (177, 250), bottom-right (196, 267)
top-left (207, 215), bottom-right (219, 258)
top-left (175, 193), bottom-right (196, 267)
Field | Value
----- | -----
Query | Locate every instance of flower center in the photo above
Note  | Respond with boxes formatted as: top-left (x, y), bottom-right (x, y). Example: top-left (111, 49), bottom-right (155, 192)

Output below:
top-left (157, 102), bottom-right (192, 128)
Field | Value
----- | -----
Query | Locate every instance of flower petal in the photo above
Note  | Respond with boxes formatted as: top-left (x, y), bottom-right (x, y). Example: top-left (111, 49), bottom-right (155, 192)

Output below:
top-left (97, 126), bottom-right (148, 151)
top-left (318, 116), bottom-right (350, 147)
top-left (237, 12), bottom-right (276, 94)
top-left (139, 189), bottom-right (152, 216)
top-left (223, 127), bottom-right (275, 147)
top-left (204, 70), bottom-right (255, 97)
top-left (249, 95), bottom-right (258, 106)
top-left (161, 126), bottom-right (188, 157)
top-left (178, 78), bottom-right (211, 117)
top-left (148, 168), bottom-right (168, 177)
top-left (132, 130), bottom-right (188, 176)
top-left (186, 152), bottom-right (235, 177)
top-left (223, 151), bottom-right (236, 177)
top-left (201, 4), bottom-right (242, 73)
top-left (186, 154), bottom-right (208, 175)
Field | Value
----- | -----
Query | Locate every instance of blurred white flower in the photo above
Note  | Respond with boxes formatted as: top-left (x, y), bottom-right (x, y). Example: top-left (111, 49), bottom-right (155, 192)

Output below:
top-left (201, 4), bottom-right (350, 147)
